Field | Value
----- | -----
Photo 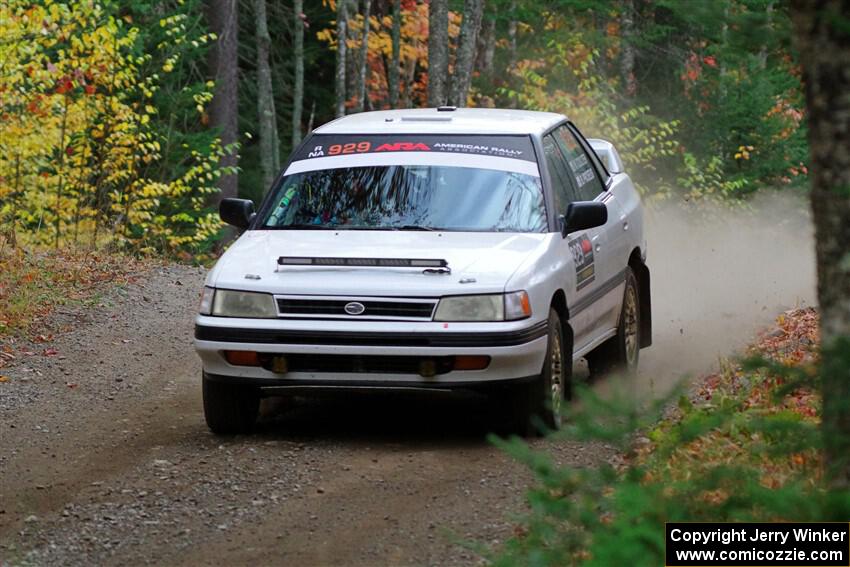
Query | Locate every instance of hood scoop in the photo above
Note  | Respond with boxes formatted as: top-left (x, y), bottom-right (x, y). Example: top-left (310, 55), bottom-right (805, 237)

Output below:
top-left (277, 256), bottom-right (451, 274)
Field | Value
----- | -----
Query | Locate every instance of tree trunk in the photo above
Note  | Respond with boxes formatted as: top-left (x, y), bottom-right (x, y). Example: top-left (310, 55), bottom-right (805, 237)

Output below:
top-left (507, 0), bottom-right (517, 108)
top-left (791, 0), bottom-right (850, 488)
top-left (255, 0), bottom-right (279, 191)
top-left (620, 0), bottom-right (636, 97)
top-left (206, 0), bottom-right (239, 203)
top-left (449, 0), bottom-right (484, 107)
top-left (759, 1), bottom-right (774, 70)
top-left (292, 0), bottom-right (304, 147)
top-left (355, 0), bottom-right (371, 113)
top-left (507, 0), bottom-right (517, 70)
top-left (55, 95), bottom-right (69, 249)
top-left (475, 15), bottom-right (495, 78)
top-left (427, 0), bottom-right (449, 107)
top-left (335, 0), bottom-right (348, 117)
top-left (388, 0), bottom-right (401, 108)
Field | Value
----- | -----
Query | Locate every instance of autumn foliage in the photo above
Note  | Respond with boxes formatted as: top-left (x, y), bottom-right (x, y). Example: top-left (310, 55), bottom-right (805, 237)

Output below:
top-left (0, 0), bottom-right (227, 255)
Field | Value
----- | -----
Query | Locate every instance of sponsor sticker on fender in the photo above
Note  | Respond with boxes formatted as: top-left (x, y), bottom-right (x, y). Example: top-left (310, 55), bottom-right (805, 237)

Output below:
top-left (568, 234), bottom-right (595, 291)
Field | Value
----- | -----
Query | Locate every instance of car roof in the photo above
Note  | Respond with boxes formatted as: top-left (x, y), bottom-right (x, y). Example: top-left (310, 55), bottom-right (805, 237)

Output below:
top-left (313, 108), bottom-right (567, 136)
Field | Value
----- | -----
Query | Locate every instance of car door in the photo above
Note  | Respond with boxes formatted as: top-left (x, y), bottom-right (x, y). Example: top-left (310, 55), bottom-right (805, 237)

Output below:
top-left (541, 133), bottom-right (605, 352)
top-left (552, 124), bottom-right (624, 342)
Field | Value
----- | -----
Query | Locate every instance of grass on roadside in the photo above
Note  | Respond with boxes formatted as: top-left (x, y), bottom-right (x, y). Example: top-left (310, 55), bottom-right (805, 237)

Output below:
top-left (0, 234), bottom-right (156, 344)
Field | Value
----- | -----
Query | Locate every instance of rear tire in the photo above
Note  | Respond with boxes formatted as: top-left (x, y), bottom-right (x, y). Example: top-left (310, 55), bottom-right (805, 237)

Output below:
top-left (586, 268), bottom-right (640, 378)
top-left (505, 308), bottom-right (571, 437)
top-left (202, 374), bottom-right (260, 435)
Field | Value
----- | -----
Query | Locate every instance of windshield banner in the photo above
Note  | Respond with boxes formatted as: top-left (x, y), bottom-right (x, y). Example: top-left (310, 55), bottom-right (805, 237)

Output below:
top-left (291, 134), bottom-right (537, 163)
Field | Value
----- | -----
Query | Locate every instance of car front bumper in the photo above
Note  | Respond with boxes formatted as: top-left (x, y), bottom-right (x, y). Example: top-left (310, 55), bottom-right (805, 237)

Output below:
top-left (194, 315), bottom-right (548, 388)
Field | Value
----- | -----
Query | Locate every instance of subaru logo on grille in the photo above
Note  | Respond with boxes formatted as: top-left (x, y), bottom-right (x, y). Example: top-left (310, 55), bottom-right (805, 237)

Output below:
top-left (344, 302), bottom-right (366, 316)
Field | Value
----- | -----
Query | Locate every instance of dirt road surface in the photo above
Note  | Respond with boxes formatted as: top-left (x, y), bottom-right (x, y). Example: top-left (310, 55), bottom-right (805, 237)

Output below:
top-left (0, 265), bottom-right (614, 566)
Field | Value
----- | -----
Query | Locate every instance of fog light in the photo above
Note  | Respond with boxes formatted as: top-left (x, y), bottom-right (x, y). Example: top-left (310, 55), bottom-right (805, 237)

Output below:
top-left (453, 355), bottom-right (491, 371)
top-left (224, 350), bottom-right (260, 366)
top-left (271, 356), bottom-right (288, 374)
top-left (419, 359), bottom-right (437, 378)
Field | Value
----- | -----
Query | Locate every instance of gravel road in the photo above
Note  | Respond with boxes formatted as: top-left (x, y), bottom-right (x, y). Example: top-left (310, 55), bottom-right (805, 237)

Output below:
top-left (0, 265), bottom-right (614, 566)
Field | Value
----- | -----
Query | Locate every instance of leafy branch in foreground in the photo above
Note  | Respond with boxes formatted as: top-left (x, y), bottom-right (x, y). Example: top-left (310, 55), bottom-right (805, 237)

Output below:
top-left (486, 308), bottom-right (850, 567)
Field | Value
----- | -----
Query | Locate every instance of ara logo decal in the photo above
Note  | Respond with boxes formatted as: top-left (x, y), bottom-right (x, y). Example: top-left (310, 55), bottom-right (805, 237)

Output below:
top-left (568, 234), bottom-right (595, 291)
top-left (307, 145), bottom-right (325, 157)
top-left (374, 142), bottom-right (431, 152)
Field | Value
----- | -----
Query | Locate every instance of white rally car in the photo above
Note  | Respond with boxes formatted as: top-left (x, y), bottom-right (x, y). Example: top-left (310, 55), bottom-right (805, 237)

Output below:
top-left (194, 107), bottom-right (651, 435)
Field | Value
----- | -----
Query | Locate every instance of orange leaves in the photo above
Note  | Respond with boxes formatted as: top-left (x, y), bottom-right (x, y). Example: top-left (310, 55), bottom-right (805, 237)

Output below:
top-left (640, 307), bottom-right (824, 491)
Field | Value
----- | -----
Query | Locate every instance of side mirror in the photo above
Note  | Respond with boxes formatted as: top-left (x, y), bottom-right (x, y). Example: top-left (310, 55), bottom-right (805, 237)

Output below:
top-left (588, 138), bottom-right (624, 174)
top-left (220, 198), bottom-right (256, 230)
top-left (560, 201), bottom-right (608, 237)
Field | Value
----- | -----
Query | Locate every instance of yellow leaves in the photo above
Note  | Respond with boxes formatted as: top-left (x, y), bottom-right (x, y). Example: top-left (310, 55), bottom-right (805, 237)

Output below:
top-left (734, 145), bottom-right (755, 160)
top-left (1, 0), bottom-right (228, 256)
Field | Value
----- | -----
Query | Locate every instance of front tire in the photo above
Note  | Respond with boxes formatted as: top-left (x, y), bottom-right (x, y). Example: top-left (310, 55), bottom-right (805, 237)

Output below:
top-left (202, 374), bottom-right (260, 435)
top-left (506, 308), bottom-right (571, 436)
top-left (586, 268), bottom-right (640, 377)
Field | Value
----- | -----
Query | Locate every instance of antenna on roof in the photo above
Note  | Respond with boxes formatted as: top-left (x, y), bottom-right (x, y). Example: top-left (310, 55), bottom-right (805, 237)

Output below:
top-left (436, 106), bottom-right (457, 112)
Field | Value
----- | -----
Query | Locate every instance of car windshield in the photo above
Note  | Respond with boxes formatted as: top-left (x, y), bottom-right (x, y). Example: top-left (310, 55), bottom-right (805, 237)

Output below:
top-left (259, 165), bottom-right (547, 232)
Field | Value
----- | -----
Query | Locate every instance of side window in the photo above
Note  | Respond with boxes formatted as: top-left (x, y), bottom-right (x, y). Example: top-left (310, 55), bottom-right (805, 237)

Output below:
top-left (569, 122), bottom-right (610, 183)
top-left (542, 135), bottom-right (579, 215)
top-left (554, 125), bottom-right (605, 201)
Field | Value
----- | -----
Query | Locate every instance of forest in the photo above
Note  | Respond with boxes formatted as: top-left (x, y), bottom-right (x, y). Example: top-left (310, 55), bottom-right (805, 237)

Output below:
top-left (0, 0), bottom-right (808, 258)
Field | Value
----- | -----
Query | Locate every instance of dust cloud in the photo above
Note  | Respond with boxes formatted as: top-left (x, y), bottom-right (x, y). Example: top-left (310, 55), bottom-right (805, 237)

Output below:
top-left (635, 191), bottom-right (817, 397)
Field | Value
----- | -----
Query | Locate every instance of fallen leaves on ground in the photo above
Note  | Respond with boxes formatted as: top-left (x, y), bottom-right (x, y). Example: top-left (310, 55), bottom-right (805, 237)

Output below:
top-left (0, 240), bottom-right (160, 370)
top-left (641, 307), bottom-right (822, 489)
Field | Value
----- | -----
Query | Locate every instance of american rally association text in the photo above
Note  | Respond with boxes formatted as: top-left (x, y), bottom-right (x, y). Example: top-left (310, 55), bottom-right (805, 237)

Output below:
top-left (669, 527), bottom-right (849, 547)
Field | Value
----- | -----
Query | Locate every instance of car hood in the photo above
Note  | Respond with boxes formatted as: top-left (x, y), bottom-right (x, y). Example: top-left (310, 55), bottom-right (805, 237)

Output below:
top-left (208, 230), bottom-right (552, 297)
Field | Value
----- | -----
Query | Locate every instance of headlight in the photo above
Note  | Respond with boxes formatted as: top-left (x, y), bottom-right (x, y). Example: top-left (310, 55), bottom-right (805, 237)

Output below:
top-left (212, 289), bottom-right (277, 318)
top-left (199, 286), bottom-right (215, 315)
top-left (433, 291), bottom-right (531, 322)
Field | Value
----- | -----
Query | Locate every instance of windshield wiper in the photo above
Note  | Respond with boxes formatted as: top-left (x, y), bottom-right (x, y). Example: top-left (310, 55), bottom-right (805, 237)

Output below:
top-left (265, 223), bottom-right (334, 230)
top-left (393, 224), bottom-right (438, 231)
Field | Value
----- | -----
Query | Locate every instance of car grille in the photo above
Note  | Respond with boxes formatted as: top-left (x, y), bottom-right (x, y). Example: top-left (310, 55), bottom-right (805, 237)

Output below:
top-left (276, 296), bottom-right (437, 320)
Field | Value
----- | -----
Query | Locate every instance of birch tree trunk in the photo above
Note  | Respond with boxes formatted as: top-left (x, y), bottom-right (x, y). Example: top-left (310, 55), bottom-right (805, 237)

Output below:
top-left (449, 0), bottom-right (484, 107)
top-left (335, 0), bottom-right (348, 117)
top-left (255, 0), bottom-right (279, 191)
top-left (620, 0), bottom-right (636, 97)
top-left (791, 0), bottom-right (850, 488)
top-left (354, 0), bottom-right (371, 113)
top-left (388, 0), bottom-right (401, 108)
top-left (292, 0), bottom-right (304, 147)
top-left (427, 0), bottom-right (449, 107)
top-left (206, 0), bottom-right (239, 202)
